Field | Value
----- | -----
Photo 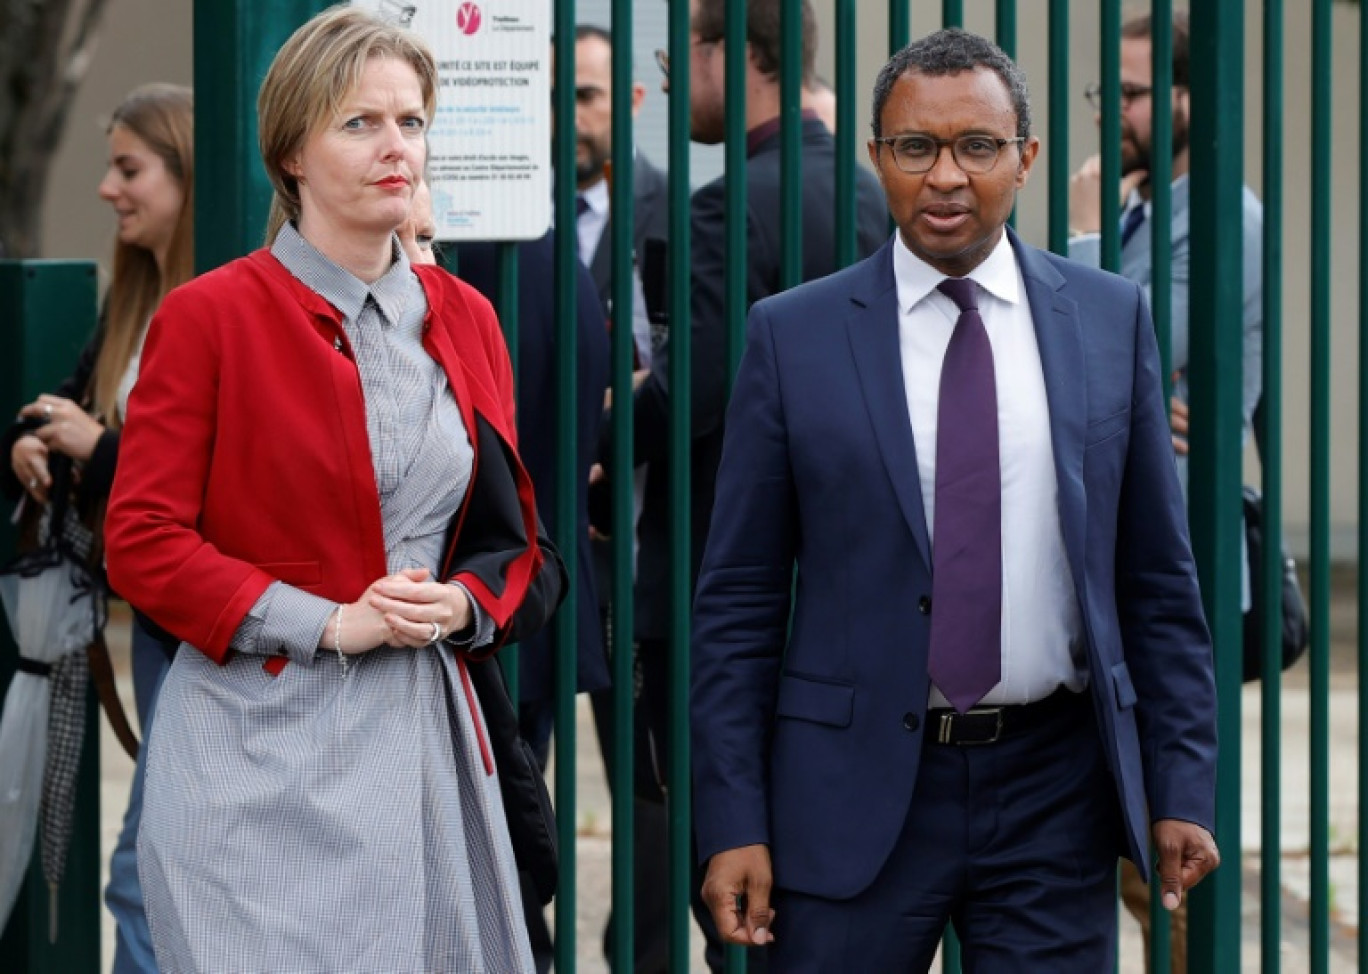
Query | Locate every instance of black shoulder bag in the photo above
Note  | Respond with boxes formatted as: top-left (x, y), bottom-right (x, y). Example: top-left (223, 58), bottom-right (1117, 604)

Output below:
top-left (1242, 486), bottom-right (1310, 682)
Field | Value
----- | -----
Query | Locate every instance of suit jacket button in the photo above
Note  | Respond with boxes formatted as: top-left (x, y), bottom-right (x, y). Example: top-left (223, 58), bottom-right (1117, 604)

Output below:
top-left (918, 596), bottom-right (931, 614)
top-left (903, 712), bottom-right (920, 731)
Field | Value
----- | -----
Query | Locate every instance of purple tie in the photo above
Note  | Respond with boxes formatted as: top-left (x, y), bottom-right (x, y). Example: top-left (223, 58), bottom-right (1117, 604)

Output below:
top-left (930, 277), bottom-right (1002, 713)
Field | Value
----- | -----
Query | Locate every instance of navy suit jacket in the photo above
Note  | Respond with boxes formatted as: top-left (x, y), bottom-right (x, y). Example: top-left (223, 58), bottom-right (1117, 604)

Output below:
top-left (691, 229), bottom-right (1218, 901)
top-left (455, 232), bottom-right (611, 703)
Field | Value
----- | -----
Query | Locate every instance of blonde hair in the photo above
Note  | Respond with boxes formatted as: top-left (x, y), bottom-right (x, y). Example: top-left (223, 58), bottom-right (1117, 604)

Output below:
top-left (94, 83), bottom-right (194, 430)
top-left (258, 5), bottom-right (438, 243)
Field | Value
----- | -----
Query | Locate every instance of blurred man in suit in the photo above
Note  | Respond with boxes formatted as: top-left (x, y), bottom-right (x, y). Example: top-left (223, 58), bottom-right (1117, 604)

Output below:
top-left (632, 0), bottom-right (886, 968)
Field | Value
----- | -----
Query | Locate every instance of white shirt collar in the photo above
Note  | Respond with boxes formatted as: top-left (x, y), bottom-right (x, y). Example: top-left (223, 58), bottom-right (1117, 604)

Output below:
top-left (579, 177), bottom-right (609, 217)
top-left (891, 229), bottom-right (1021, 317)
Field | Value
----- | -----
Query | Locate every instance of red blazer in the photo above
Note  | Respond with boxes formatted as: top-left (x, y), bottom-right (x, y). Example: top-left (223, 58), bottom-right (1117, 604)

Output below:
top-left (105, 250), bottom-right (562, 665)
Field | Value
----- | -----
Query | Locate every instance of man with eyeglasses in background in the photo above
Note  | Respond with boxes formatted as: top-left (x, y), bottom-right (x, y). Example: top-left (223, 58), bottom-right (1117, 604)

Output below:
top-left (1069, 16), bottom-right (1262, 970)
top-left (692, 28), bottom-right (1219, 969)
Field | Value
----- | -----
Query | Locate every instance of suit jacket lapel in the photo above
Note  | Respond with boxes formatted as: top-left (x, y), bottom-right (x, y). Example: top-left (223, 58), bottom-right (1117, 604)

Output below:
top-left (1011, 230), bottom-right (1088, 588)
top-left (845, 239), bottom-right (933, 572)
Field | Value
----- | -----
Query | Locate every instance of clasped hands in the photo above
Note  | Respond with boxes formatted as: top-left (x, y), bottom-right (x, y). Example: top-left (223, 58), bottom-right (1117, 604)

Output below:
top-left (322, 567), bottom-right (474, 655)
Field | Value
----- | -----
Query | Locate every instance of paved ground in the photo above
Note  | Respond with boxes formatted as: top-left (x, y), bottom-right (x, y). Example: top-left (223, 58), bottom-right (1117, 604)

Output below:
top-left (97, 590), bottom-right (1362, 972)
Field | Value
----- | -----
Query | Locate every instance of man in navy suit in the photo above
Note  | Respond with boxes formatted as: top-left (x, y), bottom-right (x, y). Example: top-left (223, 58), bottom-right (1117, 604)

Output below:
top-left (691, 29), bottom-right (1220, 970)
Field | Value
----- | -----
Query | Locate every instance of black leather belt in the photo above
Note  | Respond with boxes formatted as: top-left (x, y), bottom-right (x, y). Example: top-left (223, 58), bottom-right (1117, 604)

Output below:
top-left (926, 688), bottom-right (1086, 746)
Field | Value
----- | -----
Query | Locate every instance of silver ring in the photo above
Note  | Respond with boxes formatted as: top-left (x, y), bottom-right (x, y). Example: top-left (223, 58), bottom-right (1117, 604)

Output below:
top-left (27, 477), bottom-right (37, 489)
top-left (43, 404), bottom-right (52, 421)
top-left (427, 621), bottom-right (443, 645)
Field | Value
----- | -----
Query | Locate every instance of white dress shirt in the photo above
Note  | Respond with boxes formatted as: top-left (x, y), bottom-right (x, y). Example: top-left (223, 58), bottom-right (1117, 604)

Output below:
top-left (892, 231), bottom-right (1087, 707)
top-left (575, 178), bottom-right (610, 264)
top-left (574, 176), bottom-right (654, 369)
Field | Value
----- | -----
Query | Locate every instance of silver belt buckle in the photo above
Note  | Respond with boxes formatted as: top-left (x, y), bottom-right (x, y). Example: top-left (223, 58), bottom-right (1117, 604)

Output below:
top-left (937, 706), bottom-right (1005, 745)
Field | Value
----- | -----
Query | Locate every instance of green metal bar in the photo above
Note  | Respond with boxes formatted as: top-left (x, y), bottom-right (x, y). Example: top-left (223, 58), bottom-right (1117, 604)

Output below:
top-left (834, 0), bottom-right (857, 271)
top-left (667, 0), bottom-right (693, 967)
top-left (942, 0), bottom-right (963, 29)
top-left (1147, 7), bottom-right (1175, 969)
top-left (193, 0), bottom-right (327, 270)
top-left (942, 926), bottom-right (962, 972)
top-left (725, 0), bottom-right (749, 379)
top-left (994, 0), bottom-right (1016, 59)
top-left (721, 7), bottom-right (748, 967)
top-left (995, 0), bottom-right (1017, 230)
top-left (1151, 1), bottom-right (1174, 400)
top-left (1098, 0), bottom-right (1122, 273)
top-left (779, 0), bottom-right (802, 291)
top-left (551, 2), bottom-right (578, 969)
top-left (1185, 0), bottom-right (1246, 967)
top-left (496, 242), bottom-right (521, 701)
top-left (0, 260), bottom-right (101, 972)
top-left (1308, 0), bottom-right (1332, 970)
top-left (608, 0), bottom-right (637, 966)
top-left (890, 0), bottom-right (909, 55)
top-left (1263, 0), bottom-right (1286, 968)
top-left (1047, 0), bottom-right (1069, 255)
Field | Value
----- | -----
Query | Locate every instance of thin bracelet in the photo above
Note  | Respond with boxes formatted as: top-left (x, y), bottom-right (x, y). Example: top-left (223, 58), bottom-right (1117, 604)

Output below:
top-left (334, 604), bottom-right (348, 675)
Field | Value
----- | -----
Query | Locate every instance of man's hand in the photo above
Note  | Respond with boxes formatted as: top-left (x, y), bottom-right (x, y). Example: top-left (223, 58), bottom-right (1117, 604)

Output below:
top-left (1152, 819), bottom-right (1220, 910)
top-left (1169, 395), bottom-right (1189, 455)
top-left (700, 844), bottom-right (775, 946)
top-left (1068, 154), bottom-right (1150, 235)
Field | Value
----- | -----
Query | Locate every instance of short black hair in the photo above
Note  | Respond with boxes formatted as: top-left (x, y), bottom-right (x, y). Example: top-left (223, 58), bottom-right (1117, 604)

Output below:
top-left (1122, 11), bottom-right (1190, 88)
top-left (870, 28), bottom-right (1031, 139)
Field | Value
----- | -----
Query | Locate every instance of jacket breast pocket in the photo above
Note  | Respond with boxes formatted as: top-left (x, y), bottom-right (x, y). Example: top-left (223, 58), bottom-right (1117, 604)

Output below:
top-left (775, 673), bottom-right (854, 728)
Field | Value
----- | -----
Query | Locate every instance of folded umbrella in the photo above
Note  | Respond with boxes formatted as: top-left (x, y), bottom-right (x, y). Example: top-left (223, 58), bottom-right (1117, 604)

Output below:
top-left (0, 535), bottom-right (100, 932)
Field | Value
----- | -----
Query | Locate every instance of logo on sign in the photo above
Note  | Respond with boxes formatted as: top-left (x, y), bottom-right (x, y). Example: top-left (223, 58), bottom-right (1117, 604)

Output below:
top-left (457, 2), bottom-right (482, 34)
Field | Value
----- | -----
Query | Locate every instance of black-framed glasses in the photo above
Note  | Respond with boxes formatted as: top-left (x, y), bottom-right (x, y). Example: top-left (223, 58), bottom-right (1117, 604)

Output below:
top-left (872, 134), bottom-right (1026, 175)
top-left (1083, 82), bottom-right (1155, 111)
top-left (654, 37), bottom-right (721, 81)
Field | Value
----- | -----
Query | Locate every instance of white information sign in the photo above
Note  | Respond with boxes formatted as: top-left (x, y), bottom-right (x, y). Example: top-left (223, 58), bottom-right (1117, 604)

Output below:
top-left (358, 0), bottom-right (552, 241)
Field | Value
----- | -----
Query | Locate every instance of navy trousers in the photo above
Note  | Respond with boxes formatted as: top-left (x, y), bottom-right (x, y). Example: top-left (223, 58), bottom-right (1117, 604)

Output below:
top-left (769, 692), bottom-right (1125, 973)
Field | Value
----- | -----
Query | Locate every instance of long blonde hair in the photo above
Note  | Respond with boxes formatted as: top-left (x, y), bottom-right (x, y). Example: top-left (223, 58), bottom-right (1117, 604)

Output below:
top-left (258, 5), bottom-right (437, 243)
top-left (93, 83), bottom-right (194, 429)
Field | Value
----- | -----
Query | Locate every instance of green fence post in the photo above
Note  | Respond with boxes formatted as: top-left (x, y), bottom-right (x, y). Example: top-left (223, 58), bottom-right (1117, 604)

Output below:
top-left (1307, 1), bottom-right (1333, 970)
top-left (666, 0), bottom-right (693, 968)
top-left (193, 0), bottom-right (329, 272)
top-left (1146, 5), bottom-right (1176, 969)
top-left (0, 260), bottom-right (101, 971)
top-left (834, 0), bottom-right (857, 271)
top-left (551, 2), bottom-right (579, 970)
top-left (1046, 0), bottom-right (1069, 255)
top-left (607, 0), bottom-right (638, 968)
top-left (1098, 0), bottom-right (1122, 273)
top-left (1185, 0), bottom-right (1246, 969)
top-left (1263, 0), bottom-right (1286, 969)
top-left (1360, 0), bottom-right (1368, 961)
top-left (779, 0), bottom-right (802, 291)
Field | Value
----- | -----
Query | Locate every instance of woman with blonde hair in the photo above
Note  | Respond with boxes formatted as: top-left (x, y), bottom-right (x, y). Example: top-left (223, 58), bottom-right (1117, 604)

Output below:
top-left (1, 81), bottom-right (193, 974)
top-left (105, 7), bottom-right (559, 971)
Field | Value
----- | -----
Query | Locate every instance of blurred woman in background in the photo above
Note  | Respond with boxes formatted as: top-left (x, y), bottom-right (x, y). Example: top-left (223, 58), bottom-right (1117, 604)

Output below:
top-left (1, 81), bottom-right (193, 974)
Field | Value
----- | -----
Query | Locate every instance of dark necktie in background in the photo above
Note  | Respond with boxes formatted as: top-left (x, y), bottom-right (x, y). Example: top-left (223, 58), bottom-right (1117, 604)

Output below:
top-left (929, 277), bottom-right (1003, 713)
top-left (1120, 204), bottom-right (1146, 248)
